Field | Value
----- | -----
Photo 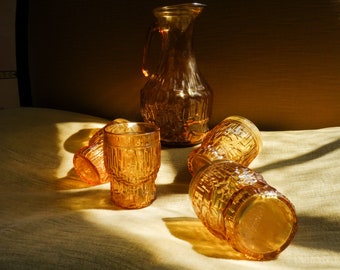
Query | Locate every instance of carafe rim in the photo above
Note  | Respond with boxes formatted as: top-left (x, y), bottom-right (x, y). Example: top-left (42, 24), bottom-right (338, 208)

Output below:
top-left (153, 2), bottom-right (206, 17)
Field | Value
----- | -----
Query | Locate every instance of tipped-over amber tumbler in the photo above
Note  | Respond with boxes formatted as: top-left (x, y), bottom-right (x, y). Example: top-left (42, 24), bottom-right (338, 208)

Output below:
top-left (188, 115), bottom-right (262, 175)
top-left (189, 160), bottom-right (298, 260)
top-left (73, 118), bottom-right (128, 185)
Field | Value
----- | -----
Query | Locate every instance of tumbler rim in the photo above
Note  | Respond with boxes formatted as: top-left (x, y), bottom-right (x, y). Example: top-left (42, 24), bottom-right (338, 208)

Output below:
top-left (104, 122), bottom-right (160, 136)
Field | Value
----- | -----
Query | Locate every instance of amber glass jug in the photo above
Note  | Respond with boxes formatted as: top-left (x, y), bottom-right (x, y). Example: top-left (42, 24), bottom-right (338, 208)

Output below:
top-left (140, 3), bottom-right (213, 146)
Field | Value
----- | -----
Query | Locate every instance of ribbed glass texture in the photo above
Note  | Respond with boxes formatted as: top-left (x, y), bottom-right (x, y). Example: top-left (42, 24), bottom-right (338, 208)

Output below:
top-left (188, 116), bottom-right (262, 175)
top-left (104, 122), bottom-right (161, 209)
top-left (189, 160), bottom-right (298, 260)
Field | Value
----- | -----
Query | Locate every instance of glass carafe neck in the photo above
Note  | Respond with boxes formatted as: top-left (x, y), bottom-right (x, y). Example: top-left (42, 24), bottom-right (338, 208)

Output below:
top-left (158, 24), bottom-right (196, 74)
top-left (153, 3), bottom-right (204, 74)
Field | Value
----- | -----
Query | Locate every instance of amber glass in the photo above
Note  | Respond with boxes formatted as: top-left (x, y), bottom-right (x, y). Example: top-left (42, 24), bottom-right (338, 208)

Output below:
top-left (140, 3), bottom-right (212, 146)
top-left (103, 122), bottom-right (161, 209)
top-left (188, 115), bottom-right (262, 175)
top-left (73, 118), bottom-right (128, 185)
top-left (189, 160), bottom-right (298, 260)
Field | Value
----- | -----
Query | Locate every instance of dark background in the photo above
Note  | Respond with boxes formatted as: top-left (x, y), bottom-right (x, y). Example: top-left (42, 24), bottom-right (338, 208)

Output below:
top-left (16, 0), bottom-right (340, 130)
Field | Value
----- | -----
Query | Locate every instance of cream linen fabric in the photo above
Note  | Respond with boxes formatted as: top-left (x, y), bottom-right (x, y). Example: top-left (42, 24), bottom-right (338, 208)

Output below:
top-left (0, 107), bottom-right (339, 269)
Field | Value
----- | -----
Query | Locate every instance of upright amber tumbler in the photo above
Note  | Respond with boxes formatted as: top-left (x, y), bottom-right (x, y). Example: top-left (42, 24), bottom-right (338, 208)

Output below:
top-left (188, 115), bottom-right (262, 175)
top-left (103, 122), bottom-right (161, 209)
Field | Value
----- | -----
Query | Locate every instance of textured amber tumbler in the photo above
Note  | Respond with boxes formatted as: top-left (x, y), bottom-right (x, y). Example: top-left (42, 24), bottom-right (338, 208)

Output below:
top-left (188, 115), bottom-right (262, 175)
top-left (103, 122), bottom-right (161, 209)
top-left (73, 118), bottom-right (128, 185)
top-left (189, 160), bottom-right (298, 260)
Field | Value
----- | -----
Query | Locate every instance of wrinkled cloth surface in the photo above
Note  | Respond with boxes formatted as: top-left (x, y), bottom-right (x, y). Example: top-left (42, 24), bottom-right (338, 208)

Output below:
top-left (0, 107), bottom-right (339, 269)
